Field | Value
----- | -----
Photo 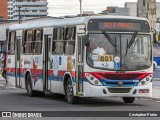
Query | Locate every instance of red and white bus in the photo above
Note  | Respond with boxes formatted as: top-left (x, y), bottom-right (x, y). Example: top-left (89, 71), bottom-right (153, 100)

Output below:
top-left (6, 16), bottom-right (153, 104)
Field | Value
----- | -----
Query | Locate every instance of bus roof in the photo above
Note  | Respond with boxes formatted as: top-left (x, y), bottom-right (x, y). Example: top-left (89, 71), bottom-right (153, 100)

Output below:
top-left (9, 16), bottom-right (150, 31)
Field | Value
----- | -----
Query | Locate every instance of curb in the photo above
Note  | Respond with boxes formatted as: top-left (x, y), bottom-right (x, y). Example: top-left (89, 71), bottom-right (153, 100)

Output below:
top-left (151, 97), bottom-right (160, 100)
top-left (153, 78), bottom-right (160, 81)
top-left (153, 86), bottom-right (160, 89)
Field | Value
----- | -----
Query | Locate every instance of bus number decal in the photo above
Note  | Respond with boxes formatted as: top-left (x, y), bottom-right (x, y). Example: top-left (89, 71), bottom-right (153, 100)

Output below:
top-left (98, 55), bottom-right (113, 62)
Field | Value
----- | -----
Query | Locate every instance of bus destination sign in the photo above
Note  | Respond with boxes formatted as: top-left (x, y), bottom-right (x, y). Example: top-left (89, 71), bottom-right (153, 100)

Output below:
top-left (88, 19), bottom-right (150, 32)
top-left (98, 22), bottom-right (141, 31)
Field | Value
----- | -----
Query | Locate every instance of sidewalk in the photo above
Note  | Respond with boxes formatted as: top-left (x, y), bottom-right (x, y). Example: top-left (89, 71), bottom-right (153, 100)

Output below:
top-left (152, 78), bottom-right (160, 99)
top-left (0, 74), bottom-right (15, 88)
top-left (153, 78), bottom-right (160, 81)
top-left (152, 87), bottom-right (160, 99)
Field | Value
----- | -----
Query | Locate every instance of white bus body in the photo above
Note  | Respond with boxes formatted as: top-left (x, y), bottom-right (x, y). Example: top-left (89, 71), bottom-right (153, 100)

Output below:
top-left (6, 16), bottom-right (153, 103)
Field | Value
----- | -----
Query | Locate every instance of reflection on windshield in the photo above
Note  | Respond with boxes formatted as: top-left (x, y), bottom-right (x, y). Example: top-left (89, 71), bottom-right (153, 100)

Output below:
top-left (86, 33), bottom-right (151, 71)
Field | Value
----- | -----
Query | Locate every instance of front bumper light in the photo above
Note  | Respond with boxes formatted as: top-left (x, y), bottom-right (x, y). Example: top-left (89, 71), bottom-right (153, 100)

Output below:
top-left (85, 73), bottom-right (102, 86)
top-left (138, 75), bottom-right (152, 86)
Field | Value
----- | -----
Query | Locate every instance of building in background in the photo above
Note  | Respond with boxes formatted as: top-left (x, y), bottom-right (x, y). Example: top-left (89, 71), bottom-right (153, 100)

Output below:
top-left (157, 4), bottom-right (160, 21)
top-left (137, 0), bottom-right (156, 29)
top-left (100, 6), bottom-right (129, 16)
top-left (8, 0), bottom-right (14, 20)
top-left (125, 2), bottom-right (137, 17)
top-left (77, 11), bottom-right (94, 17)
top-left (0, 0), bottom-right (8, 20)
top-left (12, 0), bottom-right (48, 20)
top-left (156, 20), bottom-right (160, 34)
top-left (100, 3), bottom-right (136, 16)
top-left (137, 0), bottom-right (148, 18)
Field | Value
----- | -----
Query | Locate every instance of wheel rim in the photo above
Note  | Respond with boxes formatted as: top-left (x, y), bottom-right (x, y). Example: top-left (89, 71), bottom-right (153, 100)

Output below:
top-left (27, 82), bottom-right (31, 94)
top-left (66, 79), bottom-right (73, 101)
top-left (27, 75), bottom-right (32, 95)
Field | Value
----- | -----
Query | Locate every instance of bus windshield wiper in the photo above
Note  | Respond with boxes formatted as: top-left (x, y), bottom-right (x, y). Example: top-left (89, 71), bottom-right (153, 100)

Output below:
top-left (125, 32), bottom-right (138, 56)
top-left (102, 31), bottom-right (116, 47)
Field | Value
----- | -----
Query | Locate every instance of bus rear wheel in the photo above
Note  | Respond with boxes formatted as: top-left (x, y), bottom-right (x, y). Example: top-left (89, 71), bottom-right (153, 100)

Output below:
top-left (26, 74), bottom-right (36, 97)
top-left (122, 97), bottom-right (135, 103)
top-left (26, 74), bottom-right (45, 97)
top-left (26, 74), bottom-right (33, 97)
top-left (65, 78), bottom-right (78, 104)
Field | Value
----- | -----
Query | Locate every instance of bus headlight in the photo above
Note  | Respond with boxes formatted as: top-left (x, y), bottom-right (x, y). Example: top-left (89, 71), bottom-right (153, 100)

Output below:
top-left (85, 73), bottom-right (102, 86)
top-left (138, 75), bottom-right (152, 86)
top-left (141, 81), bottom-right (146, 85)
top-left (146, 77), bottom-right (149, 81)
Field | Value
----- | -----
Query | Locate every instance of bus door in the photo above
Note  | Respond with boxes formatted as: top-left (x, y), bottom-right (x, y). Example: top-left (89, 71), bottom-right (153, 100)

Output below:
top-left (43, 35), bottom-right (52, 91)
top-left (15, 35), bottom-right (22, 88)
top-left (76, 25), bottom-right (86, 94)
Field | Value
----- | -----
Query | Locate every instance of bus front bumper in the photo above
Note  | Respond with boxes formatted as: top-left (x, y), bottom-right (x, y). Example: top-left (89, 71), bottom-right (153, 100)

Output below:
top-left (80, 82), bottom-right (152, 98)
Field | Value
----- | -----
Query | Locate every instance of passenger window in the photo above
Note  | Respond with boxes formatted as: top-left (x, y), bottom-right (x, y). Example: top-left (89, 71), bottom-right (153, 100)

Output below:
top-left (64, 27), bottom-right (76, 55)
top-left (33, 29), bottom-right (43, 54)
top-left (52, 29), bottom-right (57, 54)
top-left (23, 30), bottom-right (33, 54)
top-left (8, 32), bottom-right (15, 54)
top-left (52, 28), bottom-right (64, 55)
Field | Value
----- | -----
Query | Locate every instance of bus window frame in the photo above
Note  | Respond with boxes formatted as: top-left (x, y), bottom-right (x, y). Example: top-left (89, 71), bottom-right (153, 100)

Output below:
top-left (23, 30), bottom-right (33, 55)
top-left (64, 26), bottom-right (76, 55)
top-left (8, 31), bottom-right (16, 55)
top-left (32, 29), bottom-right (43, 55)
top-left (52, 27), bottom-right (64, 55)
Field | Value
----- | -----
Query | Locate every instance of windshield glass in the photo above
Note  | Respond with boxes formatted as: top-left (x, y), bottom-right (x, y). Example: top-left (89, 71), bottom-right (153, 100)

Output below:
top-left (86, 33), bottom-right (151, 71)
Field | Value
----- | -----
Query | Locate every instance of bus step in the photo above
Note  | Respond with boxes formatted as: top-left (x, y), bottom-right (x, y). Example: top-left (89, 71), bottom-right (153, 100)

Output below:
top-left (77, 92), bottom-right (84, 96)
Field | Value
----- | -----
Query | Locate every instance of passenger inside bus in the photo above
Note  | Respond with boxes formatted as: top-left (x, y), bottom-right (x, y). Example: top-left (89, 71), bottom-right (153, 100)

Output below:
top-left (92, 42), bottom-right (106, 55)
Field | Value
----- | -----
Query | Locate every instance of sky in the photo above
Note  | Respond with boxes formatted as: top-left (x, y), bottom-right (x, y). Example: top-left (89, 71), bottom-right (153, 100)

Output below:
top-left (48, 0), bottom-right (160, 17)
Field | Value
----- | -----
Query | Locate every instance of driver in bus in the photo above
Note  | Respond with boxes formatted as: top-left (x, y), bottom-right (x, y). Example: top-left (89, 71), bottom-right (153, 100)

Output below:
top-left (86, 40), bottom-right (94, 66)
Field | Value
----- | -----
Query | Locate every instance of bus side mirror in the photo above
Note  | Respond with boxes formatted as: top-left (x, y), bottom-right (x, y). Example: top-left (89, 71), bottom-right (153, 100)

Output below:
top-left (82, 35), bottom-right (89, 46)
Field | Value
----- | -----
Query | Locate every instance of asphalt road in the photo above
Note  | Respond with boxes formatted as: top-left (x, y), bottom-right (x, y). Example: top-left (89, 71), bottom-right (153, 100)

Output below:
top-left (0, 68), bottom-right (160, 120)
top-left (0, 87), bottom-right (160, 111)
top-left (0, 87), bottom-right (160, 119)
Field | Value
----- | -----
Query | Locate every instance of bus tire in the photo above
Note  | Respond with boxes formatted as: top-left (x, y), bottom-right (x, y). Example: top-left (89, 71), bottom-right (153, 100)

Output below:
top-left (54, 93), bottom-right (65, 99)
top-left (26, 74), bottom-right (36, 97)
top-left (122, 97), bottom-right (135, 103)
top-left (65, 77), bottom-right (78, 104)
top-left (37, 91), bottom-right (45, 97)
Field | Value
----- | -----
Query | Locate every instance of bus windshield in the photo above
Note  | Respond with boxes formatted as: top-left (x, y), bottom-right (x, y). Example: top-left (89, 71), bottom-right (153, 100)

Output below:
top-left (86, 33), bottom-right (151, 71)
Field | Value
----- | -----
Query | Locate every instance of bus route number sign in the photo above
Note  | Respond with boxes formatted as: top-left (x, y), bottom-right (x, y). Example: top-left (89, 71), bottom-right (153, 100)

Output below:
top-left (98, 22), bottom-right (141, 31)
top-left (98, 55), bottom-right (113, 62)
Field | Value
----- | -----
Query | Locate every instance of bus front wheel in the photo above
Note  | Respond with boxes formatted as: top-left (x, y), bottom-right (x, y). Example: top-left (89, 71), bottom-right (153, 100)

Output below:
top-left (122, 97), bottom-right (135, 103)
top-left (65, 77), bottom-right (78, 104)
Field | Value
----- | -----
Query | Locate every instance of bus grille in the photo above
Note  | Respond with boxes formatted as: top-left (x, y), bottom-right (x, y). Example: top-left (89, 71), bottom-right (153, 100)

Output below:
top-left (108, 88), bottom-right (131, 93)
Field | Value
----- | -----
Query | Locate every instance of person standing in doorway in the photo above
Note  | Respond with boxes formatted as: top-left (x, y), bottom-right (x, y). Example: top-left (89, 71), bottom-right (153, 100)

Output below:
top-left (2, 52), bottom-right (8, 85)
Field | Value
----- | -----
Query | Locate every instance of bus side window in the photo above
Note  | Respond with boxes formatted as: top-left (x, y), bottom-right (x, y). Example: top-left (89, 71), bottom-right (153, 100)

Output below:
top-left (64, 27), bottom-right (76, 55)
top-left (52, 28), bottom-right (57, 54)
top-left (8, 32), bottom-right (15, 54)
top-left (53, 28), bottom-right (64, 55)
top-left (24, 30), bottom-right (33, 54)
top-left (32, 29), bottom-right (43, 54)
